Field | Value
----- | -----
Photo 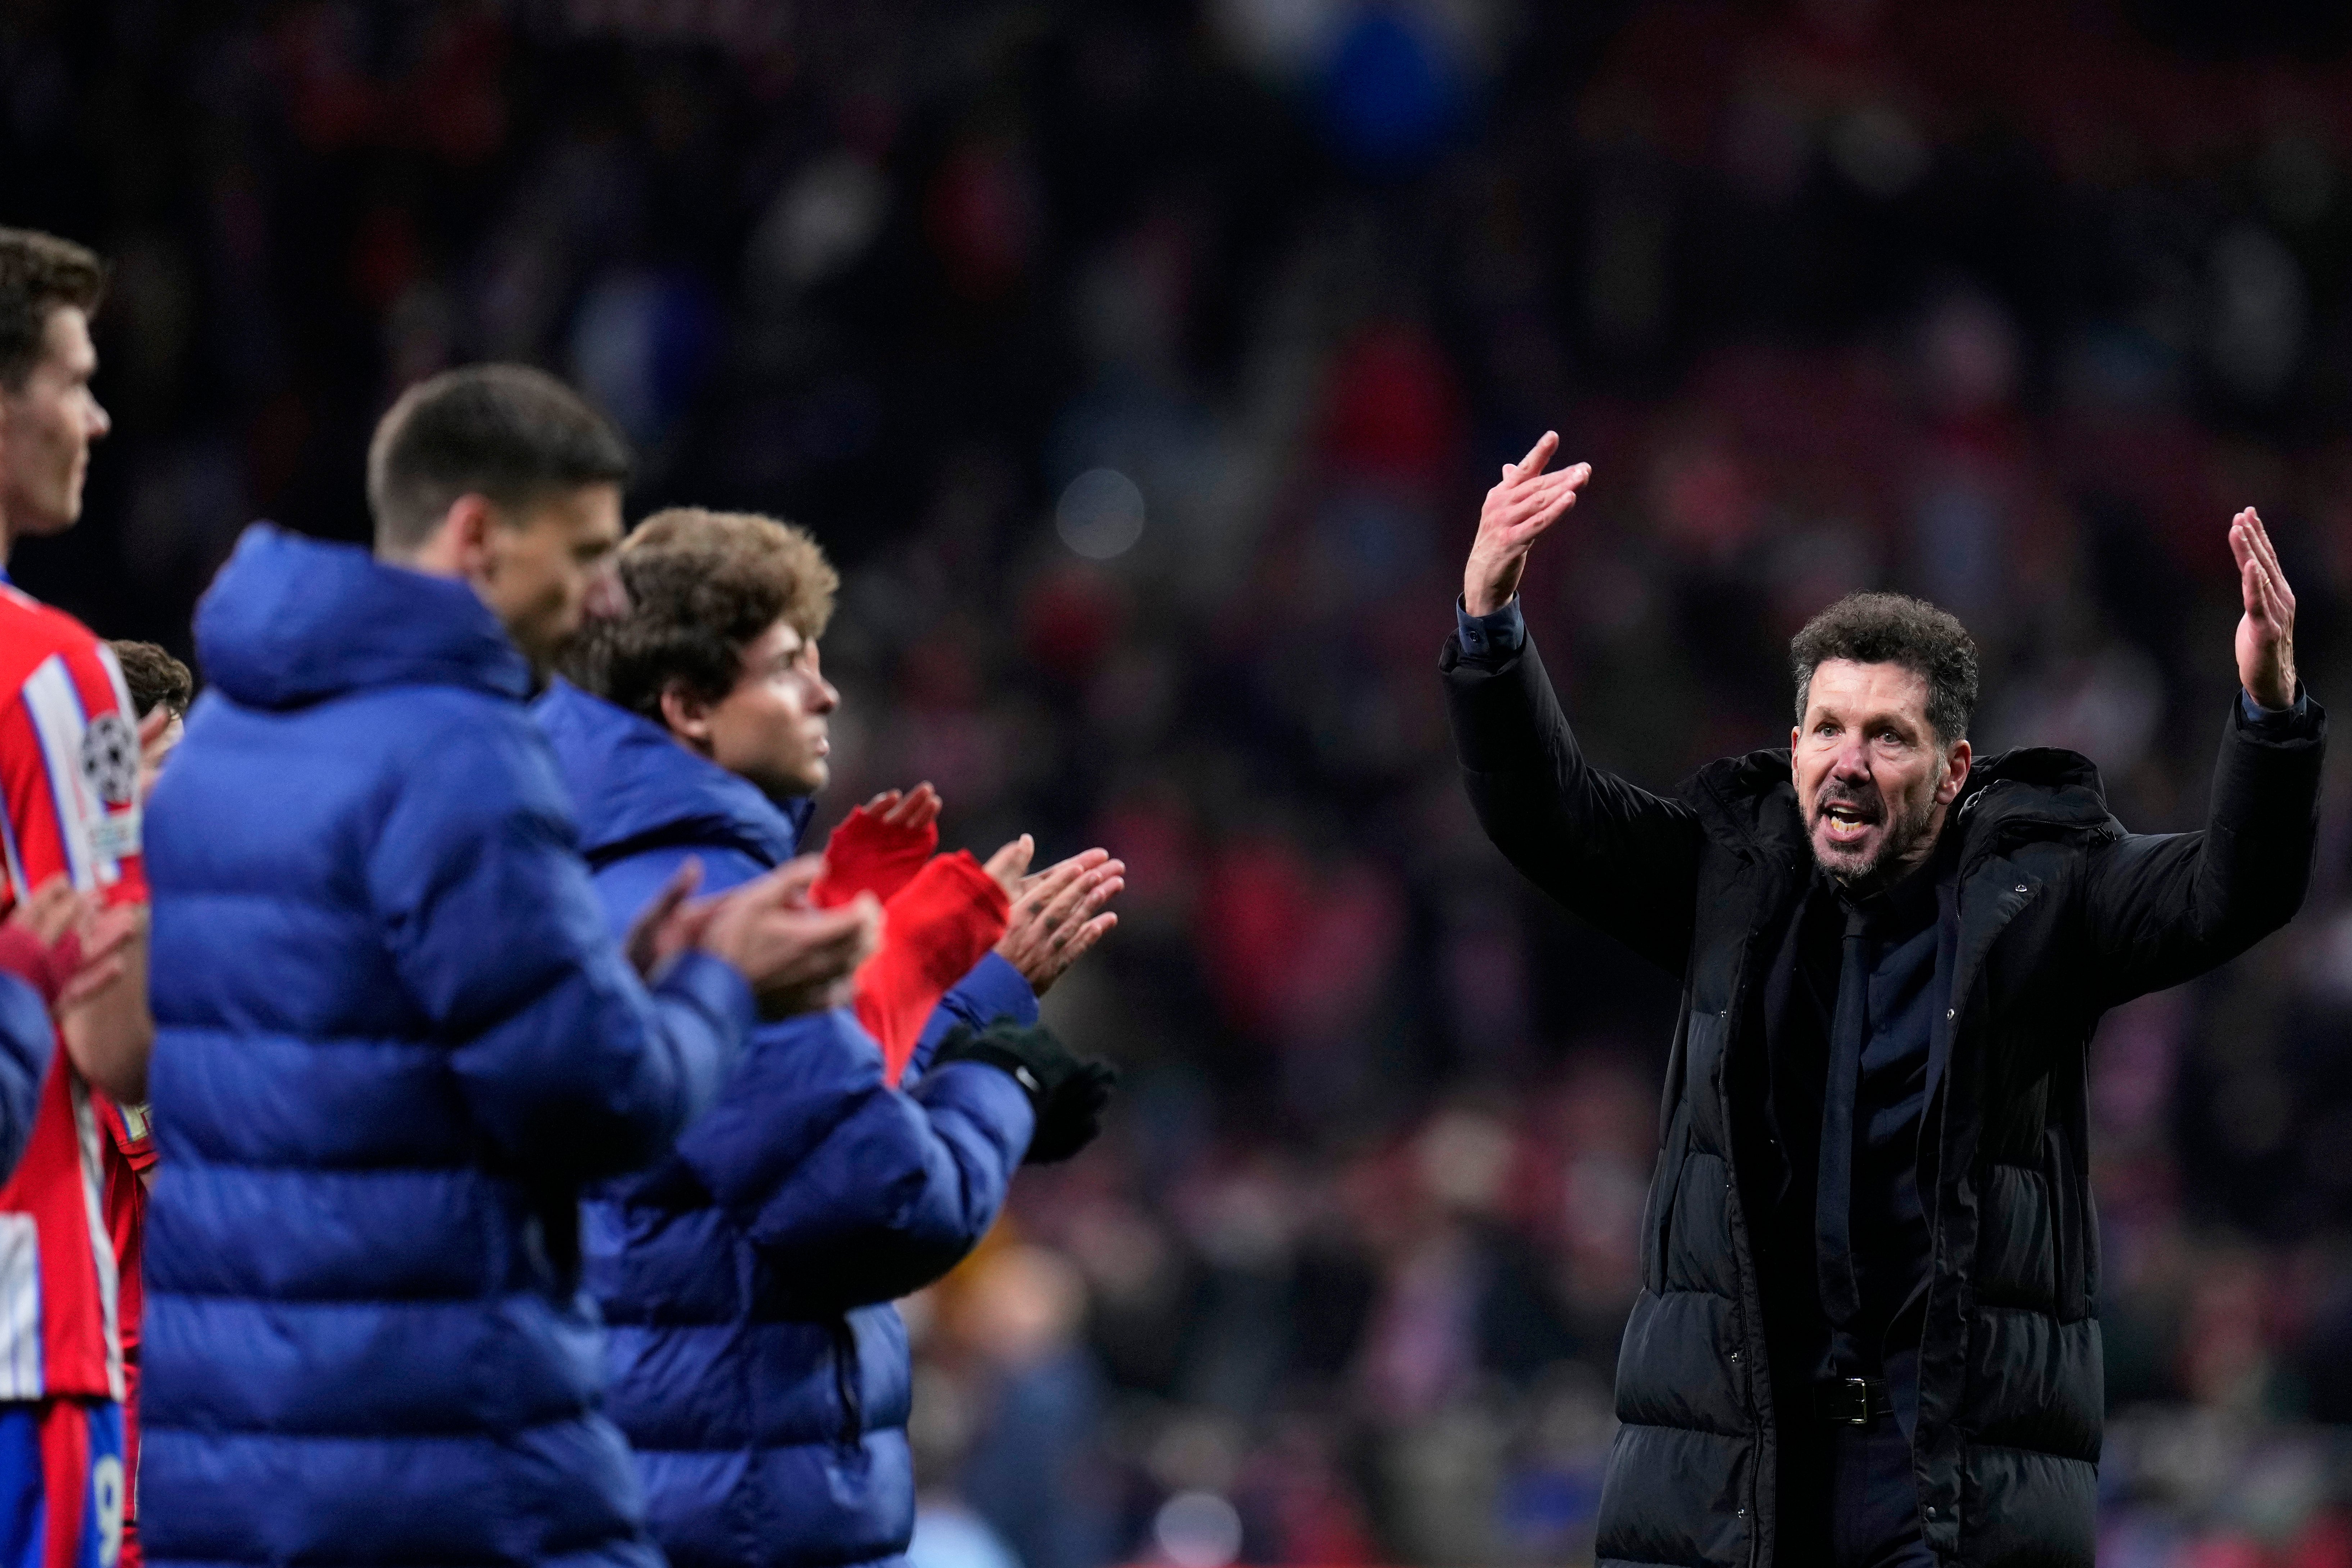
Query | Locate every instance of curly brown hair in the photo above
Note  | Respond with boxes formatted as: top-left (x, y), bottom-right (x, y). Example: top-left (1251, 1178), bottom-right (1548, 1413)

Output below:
top-left (567, 507), bottom-right (839, 719)
top-left (108, 640), bottom-right (193, 719)
top-left (1790, 591), bottom-right (1979, 745)
top-left (0, 229), bottom-right (105, 391)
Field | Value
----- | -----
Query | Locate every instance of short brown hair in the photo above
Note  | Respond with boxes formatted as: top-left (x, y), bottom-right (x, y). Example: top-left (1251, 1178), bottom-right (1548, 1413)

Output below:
top-left (109, 640), bottom-right (193, 719)
top-left (1790, 591), bottom-right (1978, 745)
top-left (567, 508), bottom-right (838, 718)
top-left (367, 365), bottom-right (630, 552)
top-left (0, 229), bottom-right (104, 390)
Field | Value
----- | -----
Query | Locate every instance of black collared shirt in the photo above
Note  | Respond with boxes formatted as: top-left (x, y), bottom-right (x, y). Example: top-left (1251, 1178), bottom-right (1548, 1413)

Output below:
top-left (1761, 827), bottom-right (1955, 1415)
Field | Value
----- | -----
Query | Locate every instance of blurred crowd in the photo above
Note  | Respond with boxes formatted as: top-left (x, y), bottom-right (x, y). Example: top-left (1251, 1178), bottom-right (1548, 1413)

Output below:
top-left (14, 0), bottom-right (2352, 1562)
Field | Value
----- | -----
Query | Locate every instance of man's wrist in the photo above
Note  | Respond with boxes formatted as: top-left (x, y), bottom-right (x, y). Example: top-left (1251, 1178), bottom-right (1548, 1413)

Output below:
top-left (2238, 681), bottom-right (2313, 735)
top-left (1455, 593), bottom-right (1526, 661)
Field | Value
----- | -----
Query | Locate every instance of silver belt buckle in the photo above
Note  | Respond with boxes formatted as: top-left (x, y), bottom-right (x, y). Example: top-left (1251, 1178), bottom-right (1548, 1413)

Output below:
top-left (1841, 1376), bottom-right (1871, 1425)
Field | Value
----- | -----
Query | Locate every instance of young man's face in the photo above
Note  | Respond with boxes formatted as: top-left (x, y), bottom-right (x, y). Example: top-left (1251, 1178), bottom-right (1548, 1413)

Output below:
top-left (1791, 658), bottom-right (1971, 887)
top-left (0, 307), bottom-right (109, 544)
top-left (477, 483), bottom-right (626, 669)
top-left (693, 618), bottom-right (839, 799)
top-left (138, 710), bottom-right (184, 803)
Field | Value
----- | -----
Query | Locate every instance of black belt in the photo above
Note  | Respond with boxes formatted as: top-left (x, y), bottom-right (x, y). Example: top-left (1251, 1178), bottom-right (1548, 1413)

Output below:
top-left (1813, 1375), bottom-right (1894, 1425)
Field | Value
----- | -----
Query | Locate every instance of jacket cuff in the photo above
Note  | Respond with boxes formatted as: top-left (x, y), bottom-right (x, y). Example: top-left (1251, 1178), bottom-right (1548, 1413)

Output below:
top-left (657, 948), bottom-right (760, 1043)
top-left (2234, 683), bottom-right (2321, 741)
top-left (917, 1057), bottom-right (1040, 1144)
top-left (2211, 684), bottom-right (2326, 833)
top-left (948, 951), bottom-right (1040, 1029)
top-left (1440, 626), bottom-right (1557, 774)
top-left (1455, 595), bottom-right (1526, 664)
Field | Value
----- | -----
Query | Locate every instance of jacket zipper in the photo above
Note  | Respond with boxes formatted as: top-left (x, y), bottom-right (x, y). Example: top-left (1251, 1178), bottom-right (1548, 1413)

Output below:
top-left (830, 1316), bottom-right (864, 1450)
top-left (1716, 963), bottom-right (1768, 1568)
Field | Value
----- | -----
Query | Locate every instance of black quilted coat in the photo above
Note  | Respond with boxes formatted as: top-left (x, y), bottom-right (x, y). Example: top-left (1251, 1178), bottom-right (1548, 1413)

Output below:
top-left (1442, 631), bottom-right (2324, 1568)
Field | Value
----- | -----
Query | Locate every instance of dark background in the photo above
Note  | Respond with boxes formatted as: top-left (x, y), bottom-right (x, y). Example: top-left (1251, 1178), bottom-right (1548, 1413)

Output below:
top-left (13, 1), bottom-right (2352, 1562)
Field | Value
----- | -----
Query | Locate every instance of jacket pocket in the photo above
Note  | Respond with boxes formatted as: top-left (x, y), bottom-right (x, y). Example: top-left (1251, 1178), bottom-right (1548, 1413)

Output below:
top-left (1645, 1100), bottom-right (1694, 1296)
top-left (2043, 1128), bottom-right (2092, 1322)
top-left (1973, 1163), bottom-right (2055, 1311)
top-left (1645, 1008), bottom-right (1724, 1296)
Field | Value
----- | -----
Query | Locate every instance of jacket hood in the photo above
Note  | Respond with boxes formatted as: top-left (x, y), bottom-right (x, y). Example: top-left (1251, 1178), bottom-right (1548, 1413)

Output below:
top-left (533, 678), bottom-right (812, 869)
top-left (1954, 745), bottom-right (2118, 841)
top-left (195, 524), bottom-right (532, 710)
top-left (1687, 742), bottom-right (2119, 868)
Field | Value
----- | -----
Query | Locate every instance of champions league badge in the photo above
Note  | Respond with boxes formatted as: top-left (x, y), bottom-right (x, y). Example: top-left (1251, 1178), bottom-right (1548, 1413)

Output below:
top-left (81, 712), bottom-right (140, 808)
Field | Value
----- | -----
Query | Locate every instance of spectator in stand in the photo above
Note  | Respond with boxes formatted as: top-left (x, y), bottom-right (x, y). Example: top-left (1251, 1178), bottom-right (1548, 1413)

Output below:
top-left (535, 507), bottom-right (1121, 1568)
top-left (0, 224), bottom-right (157, 1568)
top-left (98, 637), bottom-right (188, 1568)
top-left (138, 366), bottom-right (888, 1568)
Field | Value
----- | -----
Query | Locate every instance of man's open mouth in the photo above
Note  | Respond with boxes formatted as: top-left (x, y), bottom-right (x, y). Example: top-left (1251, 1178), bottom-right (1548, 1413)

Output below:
top-left (1819, 799), bottom-right (1880, 844)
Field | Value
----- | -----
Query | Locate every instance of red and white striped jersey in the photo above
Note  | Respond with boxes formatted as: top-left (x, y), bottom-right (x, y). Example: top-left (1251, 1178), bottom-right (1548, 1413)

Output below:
top-left (0, 580), bottom-right (148, 1404)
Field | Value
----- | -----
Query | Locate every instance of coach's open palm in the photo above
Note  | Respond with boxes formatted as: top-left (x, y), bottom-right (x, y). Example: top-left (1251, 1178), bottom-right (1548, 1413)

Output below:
top-left (2230, 507), bottom-right (2298, 711)
top-left (1462, 430), bottom-right (1592, 617)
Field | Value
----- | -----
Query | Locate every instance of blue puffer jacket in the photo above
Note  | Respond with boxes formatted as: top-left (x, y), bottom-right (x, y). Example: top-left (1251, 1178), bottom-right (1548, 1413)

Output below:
top-left (534, 680), bottom-right (1039, 1568)
top-left (139, 527), bottom-right (756, 1568)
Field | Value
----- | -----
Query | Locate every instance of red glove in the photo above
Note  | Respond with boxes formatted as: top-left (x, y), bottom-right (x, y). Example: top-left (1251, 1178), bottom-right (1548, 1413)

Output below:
top-left (0, 921), bottom-right (79, 1008)
top-left (854, 851), bottom-right (1011, 1085)
top-left (811, 802), bottom-right (938, 909)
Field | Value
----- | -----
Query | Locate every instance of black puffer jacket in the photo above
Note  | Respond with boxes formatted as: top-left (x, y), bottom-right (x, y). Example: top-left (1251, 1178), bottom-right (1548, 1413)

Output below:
top-left (1442, 632), bottom-right (2324, 1568)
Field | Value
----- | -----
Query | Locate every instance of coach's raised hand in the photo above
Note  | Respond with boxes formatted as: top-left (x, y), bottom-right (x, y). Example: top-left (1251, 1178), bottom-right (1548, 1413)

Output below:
top-left (2231, 507), bottom-right (2298, 711)
top-left (1462, 430), bottom-right (1592, 616)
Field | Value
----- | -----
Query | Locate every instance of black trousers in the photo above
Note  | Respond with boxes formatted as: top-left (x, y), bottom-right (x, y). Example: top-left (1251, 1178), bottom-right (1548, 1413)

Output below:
top-left (1779, 1417), bottom-right (1936, 1568)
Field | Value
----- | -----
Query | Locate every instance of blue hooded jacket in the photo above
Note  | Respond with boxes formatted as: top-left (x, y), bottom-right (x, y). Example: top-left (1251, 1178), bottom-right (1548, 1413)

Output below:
top-left (533, 680), bottom-right (1039, 1568)
top-left (139, 527), bottom-right (756, 1568)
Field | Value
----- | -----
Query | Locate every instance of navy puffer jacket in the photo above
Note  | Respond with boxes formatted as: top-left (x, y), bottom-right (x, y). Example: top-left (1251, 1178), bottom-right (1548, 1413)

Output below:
top-left (140, 527), bottom-right (755, 1568)
top-left (534, 680), bottom-right (1037, 1568)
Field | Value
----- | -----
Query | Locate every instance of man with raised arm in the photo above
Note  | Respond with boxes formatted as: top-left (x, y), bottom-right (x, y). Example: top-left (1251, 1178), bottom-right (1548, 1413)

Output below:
top-left (1443, 434), bottom-right (2324, 1568)
top-left (138, 366), bottom-right (883, 1568)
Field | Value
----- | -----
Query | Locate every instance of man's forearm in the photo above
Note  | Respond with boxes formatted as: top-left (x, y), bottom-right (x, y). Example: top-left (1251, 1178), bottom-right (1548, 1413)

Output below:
top-left (60, 919), bottom-right (151, 1103)
top-left (1442, 630), bottom-right (1704, 971)
top-left (2205, 687), bottom-right (2326, 922)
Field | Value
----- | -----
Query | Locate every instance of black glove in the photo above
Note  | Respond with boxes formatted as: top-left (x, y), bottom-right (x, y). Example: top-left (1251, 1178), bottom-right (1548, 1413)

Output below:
top-left (929, 1021), bottom-right (1117, 1165)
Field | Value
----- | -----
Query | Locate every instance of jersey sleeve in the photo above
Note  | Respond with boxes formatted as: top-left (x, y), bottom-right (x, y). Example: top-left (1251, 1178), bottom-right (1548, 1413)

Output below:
top-left (105, 1098), bottom-right (156, 1178)
top-left (0, 634), bottom-right (148, 911)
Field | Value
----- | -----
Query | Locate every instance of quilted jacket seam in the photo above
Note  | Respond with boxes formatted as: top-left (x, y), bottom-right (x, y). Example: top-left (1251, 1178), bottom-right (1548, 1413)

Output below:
top-left (1961, 1437), bottom-right (2098, 1465)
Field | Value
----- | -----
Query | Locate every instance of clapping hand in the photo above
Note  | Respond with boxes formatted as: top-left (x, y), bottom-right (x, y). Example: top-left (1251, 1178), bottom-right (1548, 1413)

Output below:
top-left (698, 856), bottom-right (882, 1018)
top-left (988, 841), bottom-right (1124, 997)
top-left (813, 784), bottom-right (942, 908)
top-left (6, 875), bottom-right (137, 1013)
top-left (628, 855), bottom-right (883, 1017)
top-left (624, 858), bottom-right (711, 979)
